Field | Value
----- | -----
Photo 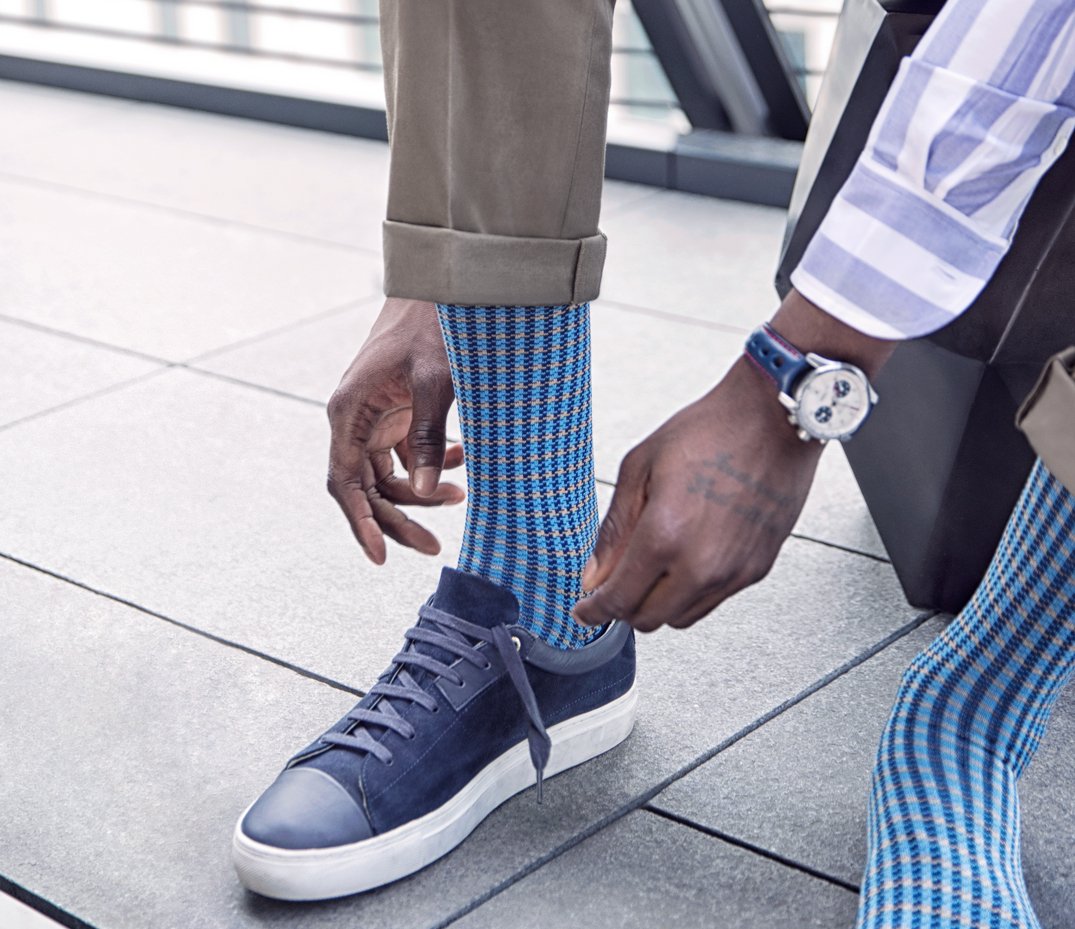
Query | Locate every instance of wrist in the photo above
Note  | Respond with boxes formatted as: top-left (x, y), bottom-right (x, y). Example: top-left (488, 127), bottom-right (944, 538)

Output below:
top-left (716, 357), bottom-right (825, 457)
top-left (770, 289), bottom-right (894, 380)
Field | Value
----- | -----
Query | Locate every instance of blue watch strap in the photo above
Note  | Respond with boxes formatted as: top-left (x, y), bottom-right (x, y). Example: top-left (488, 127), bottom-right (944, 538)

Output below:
top-left (744, 324), bottom-right (812, 396)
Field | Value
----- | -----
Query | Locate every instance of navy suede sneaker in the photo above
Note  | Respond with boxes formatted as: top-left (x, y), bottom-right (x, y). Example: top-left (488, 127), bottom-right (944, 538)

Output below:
top-left (232, 568), bottom-right (637, 901)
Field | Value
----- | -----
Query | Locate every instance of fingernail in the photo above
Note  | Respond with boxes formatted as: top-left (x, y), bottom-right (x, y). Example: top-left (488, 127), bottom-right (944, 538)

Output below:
top-left (581, 555), bottom-right (598, 591)
top-left (413, 467), bottom-right (437, 496)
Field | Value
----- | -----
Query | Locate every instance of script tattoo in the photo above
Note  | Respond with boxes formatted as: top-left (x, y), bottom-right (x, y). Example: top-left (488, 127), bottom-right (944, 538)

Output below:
top-left (686, 452), bottom-right (798, 527)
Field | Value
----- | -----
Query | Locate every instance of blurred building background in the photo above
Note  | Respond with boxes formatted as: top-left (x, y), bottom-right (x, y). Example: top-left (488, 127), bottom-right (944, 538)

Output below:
top-left (0, 0), bottom-right (843, 203)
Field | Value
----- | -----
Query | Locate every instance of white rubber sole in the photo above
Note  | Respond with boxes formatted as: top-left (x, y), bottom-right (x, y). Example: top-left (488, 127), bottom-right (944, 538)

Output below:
top-left (232, 683), bottom-right (638, 901)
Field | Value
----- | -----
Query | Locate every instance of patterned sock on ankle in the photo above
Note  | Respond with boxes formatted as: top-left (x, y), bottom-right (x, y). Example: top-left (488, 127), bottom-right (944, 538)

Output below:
top-left (859, 459), bottom-right (1075, 929)
top-left (436, 302), bottom-right (600, 650)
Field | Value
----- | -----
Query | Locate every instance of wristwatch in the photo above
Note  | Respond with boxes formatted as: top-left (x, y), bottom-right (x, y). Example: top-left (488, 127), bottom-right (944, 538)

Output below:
top-left (744, 323), bottom-right (878, 443)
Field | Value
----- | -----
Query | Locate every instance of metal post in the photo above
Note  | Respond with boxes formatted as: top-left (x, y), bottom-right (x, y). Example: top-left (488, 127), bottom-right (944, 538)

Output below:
top-left (634, 0), bottom-right (809, 139)
top-left (714, 0), bottom-right (809, 140)
top-left (158, 0), bottom-right (179, 41)
top-left (631, 0), bottom-right (732, 131)
top-left (226, 0), bottom-right (251, 49)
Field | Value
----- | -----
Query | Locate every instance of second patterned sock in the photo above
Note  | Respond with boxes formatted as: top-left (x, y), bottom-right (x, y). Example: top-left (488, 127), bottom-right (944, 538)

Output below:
top-left (859, 459), bottom-right (1075, 929)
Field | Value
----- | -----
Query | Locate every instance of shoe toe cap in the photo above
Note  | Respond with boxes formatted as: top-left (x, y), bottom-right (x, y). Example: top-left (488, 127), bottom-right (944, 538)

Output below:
top-left (240, 767), bottom-right (373, 850)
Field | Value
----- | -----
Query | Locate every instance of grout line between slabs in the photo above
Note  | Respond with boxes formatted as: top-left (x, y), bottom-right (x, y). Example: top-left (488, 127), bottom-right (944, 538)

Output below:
top-left (0, 550), bottom-right (365, 697)
top-left (0, 877), bottom-right (95, 929)
top-left (0, 169), bottom-right (380, 256)
top-left (183, 293), bottom-right (382, 365)
top-left (432, 609), bottom-right (939, 929)
top-left (0, 366), bottom-right (176, 434)
top-left (180, 365), bottom-right (328, 407)
top-left (599, 188), bottom-right (665, 218)
top-left (598, 297), bottom-right (753, 335)
top-left (788, 531), bottom-right (891, 565)
top-left (0, 312), bottom-right (172, 364)
top-left (641, 805), bottom-right (861, 894)
top-left (0, 295), bottom-right (379, 431)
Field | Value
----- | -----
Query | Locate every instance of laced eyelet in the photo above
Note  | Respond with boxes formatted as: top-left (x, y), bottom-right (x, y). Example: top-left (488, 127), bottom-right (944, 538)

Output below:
top-left (384, 757), bottom-right (394, 766)
top-left (430, 703), bottom-right (439, 713)
top-left (511, 636), bottom-right (521, 652)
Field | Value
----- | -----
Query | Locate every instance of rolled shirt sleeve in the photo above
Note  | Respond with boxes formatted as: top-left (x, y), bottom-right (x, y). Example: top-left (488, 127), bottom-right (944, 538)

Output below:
top-left (792, 0), bottom-right (1075, 340)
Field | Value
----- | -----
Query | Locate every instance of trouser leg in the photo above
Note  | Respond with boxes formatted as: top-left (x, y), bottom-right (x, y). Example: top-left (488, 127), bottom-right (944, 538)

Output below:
top-left (1018, 347), bottom-right (1075, 493)
top-left (379, 0), bottom-right (615, 306)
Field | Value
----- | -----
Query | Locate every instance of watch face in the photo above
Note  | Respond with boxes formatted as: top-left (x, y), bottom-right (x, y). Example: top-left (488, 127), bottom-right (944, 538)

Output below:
top-left (796, 366), bottom-right (872, 440)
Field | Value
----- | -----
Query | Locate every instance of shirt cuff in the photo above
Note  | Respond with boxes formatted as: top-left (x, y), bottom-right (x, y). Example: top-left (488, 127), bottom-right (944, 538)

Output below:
top-left (792, 161), bottom-right (1007, 340)
top-left (793, 54), bottom-right (1075, 341)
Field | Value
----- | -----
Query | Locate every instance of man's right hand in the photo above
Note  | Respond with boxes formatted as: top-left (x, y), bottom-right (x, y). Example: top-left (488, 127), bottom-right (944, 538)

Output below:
top-left (326, 298), bottom-right (464, 564)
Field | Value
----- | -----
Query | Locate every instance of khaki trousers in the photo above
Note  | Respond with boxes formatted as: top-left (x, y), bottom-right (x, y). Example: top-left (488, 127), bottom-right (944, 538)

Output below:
top-left (379, 0), bottom-right (615, 307)
top-left (1018, 348), bottom-right (1075, 493)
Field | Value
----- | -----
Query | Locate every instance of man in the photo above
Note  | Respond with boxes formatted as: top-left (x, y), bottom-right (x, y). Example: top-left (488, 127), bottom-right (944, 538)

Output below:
top-left (233, 1), bottom-right (1075, 925)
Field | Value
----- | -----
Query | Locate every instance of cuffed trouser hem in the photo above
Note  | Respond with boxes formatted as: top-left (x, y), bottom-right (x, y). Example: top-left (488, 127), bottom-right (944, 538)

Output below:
top-left (1018, 347), bottom-right (1075, 493)
top-left (383, 221), bottom-right (607, 307)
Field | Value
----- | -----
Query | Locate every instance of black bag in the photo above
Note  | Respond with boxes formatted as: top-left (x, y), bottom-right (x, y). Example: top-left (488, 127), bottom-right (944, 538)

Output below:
top-left (776, 0), bottom-right (1075, 612)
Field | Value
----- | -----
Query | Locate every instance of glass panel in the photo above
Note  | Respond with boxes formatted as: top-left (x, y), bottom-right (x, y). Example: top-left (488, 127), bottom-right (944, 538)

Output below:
top-left (49, 0), bottom-right (156, 35)
top-left (612, 0), bottom-right (682, 123)
top-left (762, 0), bottom-right (842, 108)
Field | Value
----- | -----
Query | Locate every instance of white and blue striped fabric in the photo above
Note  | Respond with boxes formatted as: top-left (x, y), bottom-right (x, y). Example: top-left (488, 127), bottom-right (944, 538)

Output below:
top-left (794, 0), bottom-right (1075, 339)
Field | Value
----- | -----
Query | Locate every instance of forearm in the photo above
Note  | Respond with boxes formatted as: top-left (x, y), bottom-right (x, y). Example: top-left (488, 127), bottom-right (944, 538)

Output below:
top-left (794, 0), bottom-right (1075, 340)
top-left (769, 288), bottom-right (895, 380)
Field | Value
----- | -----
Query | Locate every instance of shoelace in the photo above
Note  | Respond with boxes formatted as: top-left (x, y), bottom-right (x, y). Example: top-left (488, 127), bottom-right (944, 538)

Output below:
top-left (320, 604), bottom-right (554, 801)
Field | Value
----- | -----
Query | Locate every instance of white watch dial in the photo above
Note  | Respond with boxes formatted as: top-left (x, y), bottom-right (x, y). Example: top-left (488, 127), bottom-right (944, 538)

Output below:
top-left (795, 366), bottom-right (871, 440)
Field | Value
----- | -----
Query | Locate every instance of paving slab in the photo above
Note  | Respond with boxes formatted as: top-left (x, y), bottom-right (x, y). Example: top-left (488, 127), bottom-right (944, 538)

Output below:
top-left (0, 89), bottom-right (391, 254)
top-left (600, 178), bottom-right (666, 217)
top-left (0, 79), bottom-right (135, 144)
top-left (453, 812), bottom-right (859, 929)
top-left (0, 557), bottom-right (355, 929)
top-left (600, 188), bottom-right (787, 330)
top-left (0, 366), bottom-right (461, 691)
top-left (198, 295), bottom-right (886, 560)
top-left (0, 178), bottom-right (380, 360)
top-left (651, 615), bottom-right (1075, 929)
top-left (194, 294), bottom-right (383, 403)
top-left (0, 891), bottom-right (65, 929)
top-left (651, 616), bottom-right (946, 887)
top-left (0, 318), bottom-right (161, 428)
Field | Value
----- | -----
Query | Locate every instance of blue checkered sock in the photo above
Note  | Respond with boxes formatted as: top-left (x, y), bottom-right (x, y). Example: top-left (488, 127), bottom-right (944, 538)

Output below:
top-left (859, 459), bottom-right (1075, 929)
top-left (436, 303), bottom-right (600, 650)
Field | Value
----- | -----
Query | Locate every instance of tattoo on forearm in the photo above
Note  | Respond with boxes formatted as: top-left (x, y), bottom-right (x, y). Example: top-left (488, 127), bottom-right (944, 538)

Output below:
top-left (685, 453), bottom-right (797, 528)
top-left (701, 453), bottom-right (797, 509)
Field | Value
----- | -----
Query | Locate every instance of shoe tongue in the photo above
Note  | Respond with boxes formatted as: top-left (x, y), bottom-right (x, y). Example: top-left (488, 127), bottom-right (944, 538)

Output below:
top-left (430, 568), bottom-right (519, 629)
top-left (396, 569), bottom-right (520, 692)
top-left (325, 571), bottom-right (522, 761)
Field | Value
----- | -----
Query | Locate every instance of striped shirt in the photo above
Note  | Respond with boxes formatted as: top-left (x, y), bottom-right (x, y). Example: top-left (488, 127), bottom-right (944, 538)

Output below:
top-left (793, 0), bottom-right (1075, 339)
